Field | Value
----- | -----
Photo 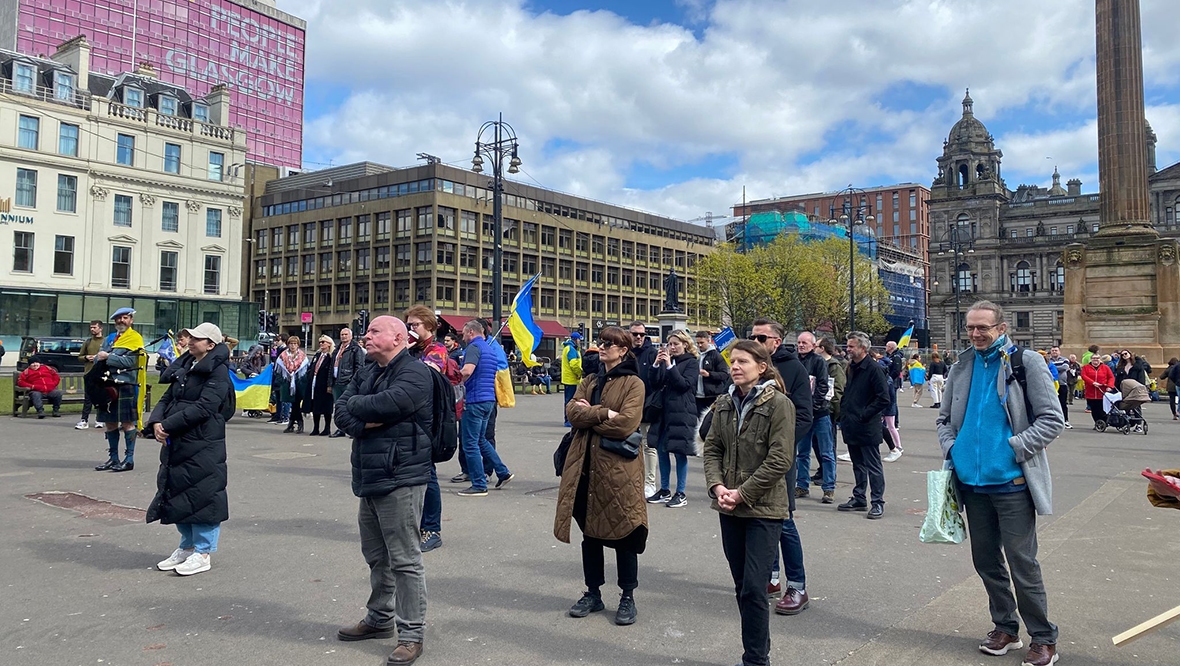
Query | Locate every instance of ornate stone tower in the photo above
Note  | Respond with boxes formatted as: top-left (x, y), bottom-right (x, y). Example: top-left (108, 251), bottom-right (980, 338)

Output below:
top-left (1062, 0), bottom-right (1180, 363)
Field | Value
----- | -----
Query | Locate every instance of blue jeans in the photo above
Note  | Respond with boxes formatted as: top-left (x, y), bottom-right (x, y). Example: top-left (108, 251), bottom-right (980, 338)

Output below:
top-left (564, 384), bottom-right (578, 424)
top-left (770, 517), bottom-right (806, 591)
top-left (421, 464), bottom-right (441, 533)
top-left (461, 401), bottom-right (510, 491)
top-left (177, 522), bottom-right (221, 554)
top-left (796, 414), bottom-right (835, 492)
top-left (278, 401), bottom-right (291, 421)
top-left (658, 450), bottom-right (689, 494)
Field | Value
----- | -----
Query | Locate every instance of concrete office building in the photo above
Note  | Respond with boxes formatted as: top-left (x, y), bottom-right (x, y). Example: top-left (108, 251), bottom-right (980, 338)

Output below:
top-left (0, 36), bottom-right (253, 341)
top-left (249, 161), bottom-right (717, 359)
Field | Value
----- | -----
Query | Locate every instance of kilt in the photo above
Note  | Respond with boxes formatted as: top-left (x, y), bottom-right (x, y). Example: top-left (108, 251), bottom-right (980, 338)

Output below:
top-left (98, 384), bottom-right (140, 425)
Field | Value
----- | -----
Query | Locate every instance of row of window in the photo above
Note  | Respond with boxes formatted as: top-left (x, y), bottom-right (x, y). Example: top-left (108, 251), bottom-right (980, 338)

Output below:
top-left (255, 213), bottom-right (699, 267)
top-left (11, 60), bottom-right (212, 121)
top-left (260, 178), bottom-right (712, 244)
top-left (15, 113), bottom-right (225, 179)
top-left (949, 262), bottom-right (1066, 293)
top-left (11, 231), bottom-right (222, 294)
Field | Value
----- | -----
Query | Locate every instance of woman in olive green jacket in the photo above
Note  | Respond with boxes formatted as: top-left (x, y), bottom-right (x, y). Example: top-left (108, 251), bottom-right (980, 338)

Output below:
top-left (703, 339), bottom-right (795, 666)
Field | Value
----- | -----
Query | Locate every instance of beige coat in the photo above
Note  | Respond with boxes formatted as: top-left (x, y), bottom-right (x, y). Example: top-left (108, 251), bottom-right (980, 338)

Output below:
top-left (554, 361), bottom-right (646, 544)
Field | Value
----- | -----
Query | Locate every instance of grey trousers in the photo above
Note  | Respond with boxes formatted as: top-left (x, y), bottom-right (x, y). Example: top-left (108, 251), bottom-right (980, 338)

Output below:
top-left (960, 484), bottom-right (1058, 644)
top-left (640, 422), bottom-right (656, 486)
top-left (358, 485), bottom-right (427, 642)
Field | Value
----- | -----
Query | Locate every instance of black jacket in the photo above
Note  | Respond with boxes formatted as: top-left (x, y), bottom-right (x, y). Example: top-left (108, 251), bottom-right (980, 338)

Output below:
top-left (333, 341), bottom-right (367, 389)
top-left (798, 350), bottom-right (830, 414)
top-left (840, 354), bottom-right (892, 447)
top-left (335, 348), bottom-right (433, 498)
top-left (306, 351), bottom-right (336, 413)
top-left (928, 360), bottom-right (948, 377)
top-left (648, 353), bottom-right (700, 456)
top-left (582, 351), bottom-right (601, 378)
top-left (887, 350), bottom-right (905, 383)
top-left (634, 338), bottom-right (658, 390)
top-left (146, 344), bottom-right (234, 525)
top-left (771, 345), bottom-right (814, 445)
top-left (1115, 358), bottom-right (1152, 387)
top-left (698, 348), bottom-right (731, 398)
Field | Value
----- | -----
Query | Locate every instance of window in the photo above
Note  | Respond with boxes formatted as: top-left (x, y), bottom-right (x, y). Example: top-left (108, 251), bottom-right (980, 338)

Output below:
top-left (396, 244), bottom-right (410, 269)
top-left (208, 152), bottom-right (224, 181)
top-left (523, 222), bottom-right (537, 245)
top-left (559, 230), bottom-right (572, 250)
top-left (159, 95), bottom-right (177, 116)
top-left (437, 207), bottom-right (456, 235)
top-left (123, 87), bottom-right (143, 108)
top-left (13, 231), bottom-right (33, 272)
top-left (416, 206), bottom-right (433, 234)
top-left (376, 211), bottom-right (392, 240)
top-left (206, 208), bottom-right (222, 237)
top-left (541, 226), bottom-right (555, 247)
top-left (376, 246), bottom-right (390, 271)
top-left (576, 233), bottom-right (589, 253)
top-left (1050, 226), bottom-right (1057, 235)
top-left (204, 255), bottom-right (221, 294)
top-left (286, 256), bottom-right (297, 277)
top-left (1015, 261), bottom-right (1032, 292)
top-left (338, 217), bottom-right (352, 244)
top-left (375, 282), bottom-right (390, 306)
top-left (111, 246), bottom-right (131, 288)
top-left (54, 72), bottom-right (75, 101)
top-left (15, 168), bottom-right (36, 207)
top-left (436, 280), bottom-right (455, 302)
top-left (158, 201), bottom-right (179, 232)
top-left (436, 242), bottom-right (455, 266)
top-left (18, 115), bottom-right (39, 149)
top-left (396, 209), bottom-right (412, 237)
top-left (357, 248), bottom-right (370, 272)
top-left (53, 235), bottom-right (74, 275)
top-left (110, 194), bottom-right (134, 227)
top-left (337, 250), bottom-right (352, 273)
top-left (459, 245), bottom-right (478, 269)
top-left (58, 123), bottom-right (79, 156)
top-left (356, 214), bottom-right (371, 241)
top-left (1010, 229), bottom-right (1018, 238)
top-left (1067, 225), bottom-right (1074, 235)
top-left (416, 241), bottom-right (433, 265)
top-left (1052, 263), bottom-right (1066, 291)
top-left (955, 263), bottom-right (972, 293)
top-left (116, 133), bottom-right (135, 165)
top-left (320, 252), bottom-right (332, 275)
top-left (302, 287), bottom-right (315, 308)
top-left (55, 174), bottom-right (77, 213)
top-left (909, 191), bottom-right (917, 207)
top-left (1026, 227), bottom-right (1034, 237)
top-left (159, 251), bottom-right (178, 291)
top-left (192, 102), bottom-right (209, 123)
top-left (303, 254), bottom-right (314, 276)
top-left (321, 220), bottom-right (334, 244)
top-left (1016, 312), bottom-right (1030, 329)
top-left (13, 63), bottom-right (34, 92)
top-left (164, 143), bottom-right (181, 174)
top-left (1092, 223), bottom-right (1100, 233)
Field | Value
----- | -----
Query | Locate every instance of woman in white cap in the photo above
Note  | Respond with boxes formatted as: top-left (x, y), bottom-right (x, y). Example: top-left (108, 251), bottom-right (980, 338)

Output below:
top-left (145, 322), bottom-right (235, 576)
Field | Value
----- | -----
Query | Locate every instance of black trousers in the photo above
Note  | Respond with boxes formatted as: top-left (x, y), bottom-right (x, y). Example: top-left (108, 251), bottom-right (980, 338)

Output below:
top-left (1087, 398), bottom-right (1106, 423)
top-left (1056, 383), bottom-right (1069, 421)
top-left (848, 442), bottom-right (886, 506)
top-left (582, 537), bottom-right (638, 593)
top-left (719, 514), bottom-right (779, 666)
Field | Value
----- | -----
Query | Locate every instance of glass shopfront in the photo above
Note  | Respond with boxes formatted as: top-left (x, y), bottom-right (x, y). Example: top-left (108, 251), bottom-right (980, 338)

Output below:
top-left (0, 289), bottom-right (258, 342)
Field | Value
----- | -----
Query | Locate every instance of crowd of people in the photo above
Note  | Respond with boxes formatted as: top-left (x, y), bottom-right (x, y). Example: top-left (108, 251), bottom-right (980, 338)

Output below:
top-left (59, 298), bottom-right (1180, 666)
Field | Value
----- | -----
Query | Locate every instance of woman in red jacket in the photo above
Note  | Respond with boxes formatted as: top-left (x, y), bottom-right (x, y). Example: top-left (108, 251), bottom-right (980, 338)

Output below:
top-left (1081, 354), bottom-right (1115, 428)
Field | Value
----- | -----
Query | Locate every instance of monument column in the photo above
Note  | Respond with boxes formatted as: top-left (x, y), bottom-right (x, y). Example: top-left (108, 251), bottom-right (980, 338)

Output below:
top-left (1094, 0), bottom-right (1154, 235)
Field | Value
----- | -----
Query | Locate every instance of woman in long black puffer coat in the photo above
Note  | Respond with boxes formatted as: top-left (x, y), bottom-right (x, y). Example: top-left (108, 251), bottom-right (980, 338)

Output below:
top-left (145, 323), bottom-right (235, 577)
top-left (645, 330), bottom-right (700, 509)
top-left (305, 335), bottom-right (336, 436)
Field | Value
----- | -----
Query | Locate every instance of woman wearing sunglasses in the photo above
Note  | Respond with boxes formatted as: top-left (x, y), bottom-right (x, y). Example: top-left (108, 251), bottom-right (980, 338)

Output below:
top-left (1114, 349), bottom-right (1151, 388)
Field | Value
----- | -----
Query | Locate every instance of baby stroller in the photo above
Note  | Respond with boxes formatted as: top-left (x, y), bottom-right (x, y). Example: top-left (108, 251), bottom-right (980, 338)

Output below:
top-left (1097, 379), bottom-right (1149, 435)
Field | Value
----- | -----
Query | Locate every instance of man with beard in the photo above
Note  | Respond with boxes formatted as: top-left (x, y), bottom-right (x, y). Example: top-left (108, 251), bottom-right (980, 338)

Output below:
top-left (93, 307), bottom-right (148, 472)
top-left (839, 332), bottom-right (892, 519)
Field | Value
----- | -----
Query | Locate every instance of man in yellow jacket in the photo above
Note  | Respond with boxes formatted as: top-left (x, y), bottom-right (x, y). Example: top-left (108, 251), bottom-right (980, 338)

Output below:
top-left (561, 332), bottom-right (583, 427)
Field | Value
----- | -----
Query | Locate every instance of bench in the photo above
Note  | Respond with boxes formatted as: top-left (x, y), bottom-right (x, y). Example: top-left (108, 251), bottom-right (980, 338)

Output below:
top-left (13, 372), bottom-right (153, 417)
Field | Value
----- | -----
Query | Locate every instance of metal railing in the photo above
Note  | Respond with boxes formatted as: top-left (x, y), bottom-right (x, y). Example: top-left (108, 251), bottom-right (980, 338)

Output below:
top-left (0, 78), bottom-right (92, 110)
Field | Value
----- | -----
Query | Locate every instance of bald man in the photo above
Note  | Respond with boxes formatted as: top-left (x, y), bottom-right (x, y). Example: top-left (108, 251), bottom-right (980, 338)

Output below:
top-left (334, 315), bottom-right (433, 664)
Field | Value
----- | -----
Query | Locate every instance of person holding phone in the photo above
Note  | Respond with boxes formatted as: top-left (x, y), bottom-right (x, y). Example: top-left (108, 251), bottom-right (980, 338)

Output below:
top-left (645, 331), bottom-right (700, 509)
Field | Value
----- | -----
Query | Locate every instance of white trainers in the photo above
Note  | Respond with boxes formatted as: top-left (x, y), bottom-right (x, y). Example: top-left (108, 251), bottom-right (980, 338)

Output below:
top-left (644, 483), bottom-right (656, 499)
top-left (1063, 421), bottom-right (1073, 429)
top-left (93, 422), bottom-right (104, 428)
top-left (837, 452), bottom-right (852, 462)
top-left (157, 547), bottom-right (194, 571)
top-left (174, 552), bottom-right (211, 576)
top-left (911, 404), bottom-right (923, 408)
top-left (883, 449), bottom-right (903, 463)
top-left (74, 419), bottom-right (89, 430)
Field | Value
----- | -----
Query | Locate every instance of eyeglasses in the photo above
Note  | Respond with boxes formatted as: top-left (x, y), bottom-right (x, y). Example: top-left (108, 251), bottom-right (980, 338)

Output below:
top-left (963, 324), bottom-right (1000, 333)
top-left (631, 331), bottom-right (646, 337)
top-left (748, 334), bottom-right (779, 343)
top-left (407, 321), bottom-right (425, 329)
top-left (599, 341), bottom-right (616, 350)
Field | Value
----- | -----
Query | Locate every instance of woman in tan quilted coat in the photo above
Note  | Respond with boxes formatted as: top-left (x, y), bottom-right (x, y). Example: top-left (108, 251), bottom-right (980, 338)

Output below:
top-left (554, 326), bottom-right (647, 626)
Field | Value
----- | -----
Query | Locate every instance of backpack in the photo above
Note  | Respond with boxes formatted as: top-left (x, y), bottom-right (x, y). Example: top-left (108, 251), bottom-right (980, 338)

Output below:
top-left (427, 367), bottom-right (458, 463)
top-left (1006, 348), bottom-right (1037, 423)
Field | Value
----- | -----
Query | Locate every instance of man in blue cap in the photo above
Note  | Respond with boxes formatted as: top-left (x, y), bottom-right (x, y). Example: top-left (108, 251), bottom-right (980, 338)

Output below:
top-left (560, 332), bottom-right (583, 426)
top-left (94, 307), bottom-right (147, 472)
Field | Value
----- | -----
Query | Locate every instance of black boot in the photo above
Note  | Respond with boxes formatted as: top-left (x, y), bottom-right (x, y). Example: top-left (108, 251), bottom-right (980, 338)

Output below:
top-left (283, 423), bottom-right (295, 433)
top-left (95, 430), bottom-right (120, 470)
top-left (94, 458), bottom-right (119, 471)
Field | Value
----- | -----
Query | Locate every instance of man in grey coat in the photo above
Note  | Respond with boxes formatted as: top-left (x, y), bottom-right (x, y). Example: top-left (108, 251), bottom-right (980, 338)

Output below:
top-left (936, 300), bottom-right (1064, 666)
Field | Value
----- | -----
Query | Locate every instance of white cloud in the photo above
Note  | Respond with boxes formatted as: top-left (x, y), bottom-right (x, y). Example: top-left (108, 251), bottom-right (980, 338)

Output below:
top-left (279, 0), bottom-right (1178, 220)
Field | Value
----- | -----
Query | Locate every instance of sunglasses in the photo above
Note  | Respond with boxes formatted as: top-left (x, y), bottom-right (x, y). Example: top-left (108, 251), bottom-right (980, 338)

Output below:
top-left (748, 334), bottom-right (778, 343)
top-left (631, 332), bottom-right (647, 337)
top-left (599, 341), bottom-right (616, 350)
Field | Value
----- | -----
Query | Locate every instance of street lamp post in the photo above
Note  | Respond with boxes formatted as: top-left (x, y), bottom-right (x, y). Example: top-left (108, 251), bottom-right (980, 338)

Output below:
top-left (828, 186), bottom-right (875, 335)
top-left (472, 114), bottom-right (522, 333)
top-left (935, 225), bottom-right (975, 349)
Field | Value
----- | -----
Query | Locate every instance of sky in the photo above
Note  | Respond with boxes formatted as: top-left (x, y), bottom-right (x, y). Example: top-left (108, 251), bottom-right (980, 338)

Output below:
top-left (278, 0), bottom-right (1180, 225)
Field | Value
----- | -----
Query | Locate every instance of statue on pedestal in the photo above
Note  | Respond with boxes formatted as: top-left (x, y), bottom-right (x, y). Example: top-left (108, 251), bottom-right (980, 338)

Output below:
top-left (663, 269), bottom-right (682, 314)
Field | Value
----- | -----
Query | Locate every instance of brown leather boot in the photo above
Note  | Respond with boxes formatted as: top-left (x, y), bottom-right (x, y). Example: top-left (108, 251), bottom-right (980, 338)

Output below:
top-left (387, 641), bottom-right (423, 665)
top-left (337, 620), bottom-right (394, 642)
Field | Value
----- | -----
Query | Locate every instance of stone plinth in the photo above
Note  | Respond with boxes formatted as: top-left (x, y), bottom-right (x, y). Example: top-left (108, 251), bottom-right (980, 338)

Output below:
top-left (657, 311), bottom-right (688, 341)
top-left (1062, 237), bottom-right (1180, 365)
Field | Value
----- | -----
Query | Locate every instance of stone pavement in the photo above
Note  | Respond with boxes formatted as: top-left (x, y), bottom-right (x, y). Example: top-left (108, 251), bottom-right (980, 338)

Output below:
top-left (1, 393), bottom-right (1178, 665)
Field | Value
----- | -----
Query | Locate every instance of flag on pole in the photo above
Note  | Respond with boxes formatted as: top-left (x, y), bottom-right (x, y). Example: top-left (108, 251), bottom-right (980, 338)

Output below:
top-left (713, 327), bottom-right (737, 365)
top-left (231, 365), bottom-right (273, 410)
top-left (898, 321), bottom-right (915, 348)
top-left (507, 273), bottom-right (544, 368)
top-left (157, 330), bottom-right (177, 363)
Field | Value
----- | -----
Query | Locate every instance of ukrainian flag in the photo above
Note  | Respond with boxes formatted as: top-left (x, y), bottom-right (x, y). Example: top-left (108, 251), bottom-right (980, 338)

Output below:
top-left (897, 321), bottom-right (915, 349)
top-left (508, 273), bottom-right (543, 368)
top-left (231, 364), bottom-right (273, 410)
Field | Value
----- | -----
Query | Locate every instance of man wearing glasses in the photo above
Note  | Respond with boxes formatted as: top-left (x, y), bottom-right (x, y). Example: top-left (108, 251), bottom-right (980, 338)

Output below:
top-left (629, 321), bottom-right (660, 497)
top-left (935, 301), bottom-right (1064, 666)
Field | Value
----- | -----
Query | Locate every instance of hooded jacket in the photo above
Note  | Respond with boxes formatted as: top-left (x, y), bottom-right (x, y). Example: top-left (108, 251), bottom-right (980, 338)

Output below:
top-left (798, 349), bottom-right (830, 414)
top-left (146, 344), bottom-right (234, 525)
top-left (17, 364), bottom-right (60, 394)
top-left (770, 345), bottom-right (813, 444)
top-left (555, 356), bottom-right (647, 546)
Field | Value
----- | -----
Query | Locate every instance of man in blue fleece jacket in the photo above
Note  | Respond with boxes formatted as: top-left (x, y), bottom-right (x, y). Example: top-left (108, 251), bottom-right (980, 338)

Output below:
top-left (936, 300), bottom-right (1064, 666)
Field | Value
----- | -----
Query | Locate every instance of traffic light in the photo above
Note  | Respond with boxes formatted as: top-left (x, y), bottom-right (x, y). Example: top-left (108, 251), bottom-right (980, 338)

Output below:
top-left (357, 309), bottom-right (370, 335)
top-left (258, 310), bottom-right (268, 333)
top-left (266, 312), bottom-right (278, 332)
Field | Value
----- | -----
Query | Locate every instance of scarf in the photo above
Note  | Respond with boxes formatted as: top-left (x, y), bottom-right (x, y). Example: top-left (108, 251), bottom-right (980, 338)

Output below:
top-left (281, 348), bottom-right (307, 374)
top-left (112, 327), bottom-right (148, 430)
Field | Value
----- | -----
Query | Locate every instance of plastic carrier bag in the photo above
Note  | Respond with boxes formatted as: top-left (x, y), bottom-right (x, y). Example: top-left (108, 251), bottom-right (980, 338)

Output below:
top-left (919, 464), bottom-right (966, 544)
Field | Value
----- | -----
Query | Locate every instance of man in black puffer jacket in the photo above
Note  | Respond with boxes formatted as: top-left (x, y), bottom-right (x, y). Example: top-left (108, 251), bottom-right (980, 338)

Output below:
top-left (751, 318), bottom-right (814, 616)
top-left (630, 321), bottom-right (659, 494)
top-left (334, 316), bottom-right (433, 665)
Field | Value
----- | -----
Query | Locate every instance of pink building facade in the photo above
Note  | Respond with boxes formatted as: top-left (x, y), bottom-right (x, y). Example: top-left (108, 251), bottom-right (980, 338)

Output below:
top-left (0, 0), bottom-right (305, 168)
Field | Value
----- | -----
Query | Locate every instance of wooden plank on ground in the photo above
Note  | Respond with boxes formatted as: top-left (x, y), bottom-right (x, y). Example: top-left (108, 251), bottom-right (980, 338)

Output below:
top-left (1112, 604), bottom-right (1180, 647)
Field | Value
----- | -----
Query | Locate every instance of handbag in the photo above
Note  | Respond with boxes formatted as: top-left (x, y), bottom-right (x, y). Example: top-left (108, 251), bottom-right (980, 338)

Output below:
top-left (553, 429), bottom-right (574, 477)
top-left (599, 430), bottom-right (641, 459)
top-left (919, 462), bottom-right (966, 544)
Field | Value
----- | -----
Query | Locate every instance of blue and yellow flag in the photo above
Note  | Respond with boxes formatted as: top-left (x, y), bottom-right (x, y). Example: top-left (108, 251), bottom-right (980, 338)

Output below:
top-left (897, 321), bottom-right (915, 349)
top-left (231, 364), bottom-right (273, 410)
top-left (508, 273), bottom-right (543, 368)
